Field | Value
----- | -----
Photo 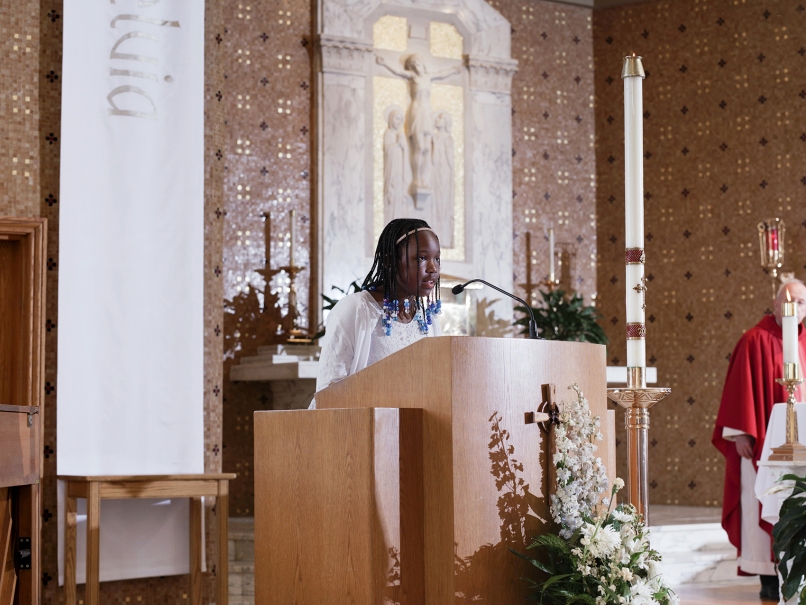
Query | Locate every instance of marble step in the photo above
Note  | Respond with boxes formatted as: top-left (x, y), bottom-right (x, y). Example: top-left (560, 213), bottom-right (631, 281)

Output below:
top-left (649, 522), bottom-right (747, 587)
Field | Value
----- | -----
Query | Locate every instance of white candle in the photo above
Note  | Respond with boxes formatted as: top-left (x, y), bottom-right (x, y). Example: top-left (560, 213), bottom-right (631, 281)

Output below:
top-left (548, 227), bottom-right (555, 282)
top-left (289, 209), bottom-right (296, 268)
top-left (623, 54), bottom-right (646, 369)
top-left (782, 296), bottom-right (799, 368)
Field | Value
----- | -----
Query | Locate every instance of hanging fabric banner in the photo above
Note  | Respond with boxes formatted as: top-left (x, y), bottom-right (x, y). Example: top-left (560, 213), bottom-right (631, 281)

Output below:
top-left (57, 0), bottom-right (205, 583)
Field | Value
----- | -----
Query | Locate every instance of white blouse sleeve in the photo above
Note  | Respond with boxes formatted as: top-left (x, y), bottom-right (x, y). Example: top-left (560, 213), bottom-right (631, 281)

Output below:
top-left (310, 293), bottom-right (369, 409)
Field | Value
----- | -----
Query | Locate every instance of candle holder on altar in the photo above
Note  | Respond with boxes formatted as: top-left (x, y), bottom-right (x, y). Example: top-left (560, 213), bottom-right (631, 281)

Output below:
top-left (758, 218), bottom-right (786, 301)
top-left (769, 362), bottom-right (806, 462)
top-left (281, 264), bottom-right (312, 343)
top-left (541, 277), bottom-right (559, 292)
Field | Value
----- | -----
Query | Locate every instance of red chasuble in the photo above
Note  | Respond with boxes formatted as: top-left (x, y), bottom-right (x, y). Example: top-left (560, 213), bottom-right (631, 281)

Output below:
top-left (712, 314), bottom-right (806, 557)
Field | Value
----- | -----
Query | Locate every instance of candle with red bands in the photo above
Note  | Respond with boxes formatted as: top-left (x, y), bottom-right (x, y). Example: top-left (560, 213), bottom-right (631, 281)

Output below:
top-left (623, 54), bottom-right (647, 370)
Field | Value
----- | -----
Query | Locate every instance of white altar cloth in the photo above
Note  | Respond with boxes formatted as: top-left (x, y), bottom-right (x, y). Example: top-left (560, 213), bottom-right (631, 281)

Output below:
top-left (754, 402), bottom-right (806, 525)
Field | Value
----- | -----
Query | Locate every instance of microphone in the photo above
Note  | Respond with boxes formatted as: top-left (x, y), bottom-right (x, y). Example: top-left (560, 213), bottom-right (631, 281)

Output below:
top-left (451, 279), bottom-right (540, 339)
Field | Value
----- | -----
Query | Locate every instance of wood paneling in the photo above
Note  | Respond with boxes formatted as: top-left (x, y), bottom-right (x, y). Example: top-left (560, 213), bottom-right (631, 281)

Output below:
top-left (254, 408), bottom-right (419, 605)
top-left (0, 408), bottom-right (39, 489)
top-left (0, 240), bottom-right (23, 410)
top-left (0, 217), bottom-right (46, 605)
top-left (269, 337), bottom-right (612, 604)
top-left (0, 488), bottom-right (15, 605)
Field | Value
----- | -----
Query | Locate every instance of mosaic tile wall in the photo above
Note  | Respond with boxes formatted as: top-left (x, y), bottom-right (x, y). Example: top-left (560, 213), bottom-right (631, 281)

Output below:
top-left (219, 0), bottom-right (315, 516)
top-left (593, 0), bottom-right (806, 506)
top-left (0, 0), bottom-right (225, 601)
top-left (491, 0), bottom-right (598, 307)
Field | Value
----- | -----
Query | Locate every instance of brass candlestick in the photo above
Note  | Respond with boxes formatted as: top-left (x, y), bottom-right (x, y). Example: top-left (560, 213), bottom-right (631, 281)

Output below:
top-left (769, 363), bottom-right (806, 462)
top-left (282, 264), bottom-right (311, 342)
top-left (607, 368), bottom-right (670, 525)
top-left (520, 232), bottom-right (539, 306)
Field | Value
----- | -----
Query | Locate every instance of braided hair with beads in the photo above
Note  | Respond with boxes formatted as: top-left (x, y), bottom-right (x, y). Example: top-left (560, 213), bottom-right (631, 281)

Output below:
top-left (362, 218), bottom-right (442, 335)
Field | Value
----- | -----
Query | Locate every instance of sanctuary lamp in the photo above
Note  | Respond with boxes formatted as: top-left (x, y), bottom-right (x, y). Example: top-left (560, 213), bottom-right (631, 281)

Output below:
top-left (758, 218), bottom-right (786, 301)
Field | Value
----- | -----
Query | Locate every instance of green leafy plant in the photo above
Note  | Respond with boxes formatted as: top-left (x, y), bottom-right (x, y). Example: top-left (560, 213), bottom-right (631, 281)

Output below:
top-left (773, 473), bottom-right (806, 603)
top-left (312, 280), bottom-right (362, 340)
top-left (514, 289), bottom-right (608, 344)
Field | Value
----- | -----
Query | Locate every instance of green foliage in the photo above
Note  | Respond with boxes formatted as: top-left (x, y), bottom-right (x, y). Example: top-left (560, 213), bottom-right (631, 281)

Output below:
top-left (312, 280), bottom-right (362, 340)
top-left (514, 289), bottom-right (608, 344)
top-left (773, 473), bottom-right (806, 603)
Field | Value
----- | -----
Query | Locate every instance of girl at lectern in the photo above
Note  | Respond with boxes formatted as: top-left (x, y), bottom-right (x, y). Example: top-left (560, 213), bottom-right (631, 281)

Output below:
top-left (309, 218), bottom-right (442, 408)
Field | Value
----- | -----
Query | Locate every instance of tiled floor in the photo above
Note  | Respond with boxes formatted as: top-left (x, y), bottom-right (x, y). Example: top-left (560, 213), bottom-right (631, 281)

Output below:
top-left (228, 518), bottom-right (255, 605)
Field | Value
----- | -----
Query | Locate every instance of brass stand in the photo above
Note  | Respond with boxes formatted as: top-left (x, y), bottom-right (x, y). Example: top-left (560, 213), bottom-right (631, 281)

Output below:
top-left (769, 363), bottom-right (806, 462)
top-left (542, 278), bottom-right (559, 293)
top-left (607, 367), bottom-right (671, 525)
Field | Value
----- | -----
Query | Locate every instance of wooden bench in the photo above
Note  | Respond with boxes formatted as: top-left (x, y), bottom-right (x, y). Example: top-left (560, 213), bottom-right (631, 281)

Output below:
top-left (58, 474), bottom-right (235, 605)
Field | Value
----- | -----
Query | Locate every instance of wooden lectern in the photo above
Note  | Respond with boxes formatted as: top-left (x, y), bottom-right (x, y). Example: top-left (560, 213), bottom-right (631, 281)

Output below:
top-left (254, 337), bottom-right (613, 604)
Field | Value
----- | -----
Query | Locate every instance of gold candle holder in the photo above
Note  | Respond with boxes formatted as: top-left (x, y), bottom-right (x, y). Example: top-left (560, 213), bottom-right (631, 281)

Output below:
top-left (542, 277), bottom-right (559, 292)
top-left (769, 362), bottom-right (806, 462)
top-left (607, 368), bottom-right (671, 525)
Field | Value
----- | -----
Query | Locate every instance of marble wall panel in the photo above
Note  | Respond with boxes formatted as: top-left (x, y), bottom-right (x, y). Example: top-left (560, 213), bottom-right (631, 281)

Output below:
top-left (594, 0), bottom-right (806, 506)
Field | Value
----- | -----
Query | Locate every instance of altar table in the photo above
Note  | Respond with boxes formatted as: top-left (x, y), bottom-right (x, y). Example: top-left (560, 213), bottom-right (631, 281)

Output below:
top-left (58, 474), bottom-right (235, 605)
top-left (755, 402), bottom-right (806, 525)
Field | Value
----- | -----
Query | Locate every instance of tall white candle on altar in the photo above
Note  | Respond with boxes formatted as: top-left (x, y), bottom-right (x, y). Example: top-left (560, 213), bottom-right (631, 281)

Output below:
top-left (548, 227), bottom-right (555, 282)
top-left (623, 54), bottom-right (646, 369)
top-left (289, 209), bottom-right (297, 268)
top-left (782, 292), bottom-right (799, 370)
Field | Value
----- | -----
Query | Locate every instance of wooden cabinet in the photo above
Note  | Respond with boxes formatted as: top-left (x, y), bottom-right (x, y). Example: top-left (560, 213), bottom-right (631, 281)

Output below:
top-left (0, 217), bottom-right (46, 605)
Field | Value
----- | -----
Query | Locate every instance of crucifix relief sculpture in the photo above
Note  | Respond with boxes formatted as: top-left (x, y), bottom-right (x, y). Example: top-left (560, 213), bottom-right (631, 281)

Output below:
top-left (376, 53), bottom-right (461, 209)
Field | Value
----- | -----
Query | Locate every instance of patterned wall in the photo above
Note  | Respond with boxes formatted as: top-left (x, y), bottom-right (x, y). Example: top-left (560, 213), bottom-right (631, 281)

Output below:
top-left (219, 0), bottom-right (315, 516)
top-left (494, 0), bottom-right (598, 307)
top-left (593, 0), bottom-right (806, 506)
top-left (0, 0), bottom-right (224, 601)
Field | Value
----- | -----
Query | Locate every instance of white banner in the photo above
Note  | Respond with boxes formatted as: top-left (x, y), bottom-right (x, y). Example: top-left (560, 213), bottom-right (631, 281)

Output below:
top-left (57, 0), bottom-right (205, 583)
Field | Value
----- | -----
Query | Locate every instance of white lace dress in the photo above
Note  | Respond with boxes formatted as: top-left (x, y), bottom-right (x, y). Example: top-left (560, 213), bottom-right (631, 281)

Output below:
top-left (309, 290), bottom-right (441, 408)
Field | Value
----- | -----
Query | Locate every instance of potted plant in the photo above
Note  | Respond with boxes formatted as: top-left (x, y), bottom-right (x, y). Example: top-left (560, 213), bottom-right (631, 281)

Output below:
top-left (773, 473), bottom-right (806, 604)
top-left (515, 289), bottom-right (608, 344)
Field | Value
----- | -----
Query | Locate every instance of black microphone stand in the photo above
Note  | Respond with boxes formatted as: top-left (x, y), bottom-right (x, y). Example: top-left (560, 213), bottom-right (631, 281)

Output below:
top-left (451, 279), bottom-right (540, 339)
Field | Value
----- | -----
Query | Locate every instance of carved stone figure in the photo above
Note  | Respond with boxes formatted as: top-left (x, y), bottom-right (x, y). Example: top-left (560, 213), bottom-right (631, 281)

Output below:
top-left (432, 111), bottom-right (455, 247)
top-left (382, 105), bottom-right (413, 224)
top-left (376, 53), bottom-right (460, 208)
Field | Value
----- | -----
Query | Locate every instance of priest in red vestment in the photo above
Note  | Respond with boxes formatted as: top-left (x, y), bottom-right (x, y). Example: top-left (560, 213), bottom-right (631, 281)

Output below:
top-left (713, 280), bottom-right (806, 600)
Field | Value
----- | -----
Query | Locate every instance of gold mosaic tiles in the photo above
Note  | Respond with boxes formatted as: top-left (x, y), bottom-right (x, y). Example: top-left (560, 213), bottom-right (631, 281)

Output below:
top-left (594, 0), bottom-right (806, 506)
top-left (373, 15), bottom-right (408, 52)
top-left (430, 21), bottom-right (463, 59)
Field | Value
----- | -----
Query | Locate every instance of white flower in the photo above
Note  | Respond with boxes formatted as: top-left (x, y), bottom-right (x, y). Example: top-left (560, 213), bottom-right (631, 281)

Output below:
top-left (613, 509), bottom-right (632, 523)
top-left (629, 577), bottom-right (658, 605)
top-left (613, 477), bottom-right (625, 491)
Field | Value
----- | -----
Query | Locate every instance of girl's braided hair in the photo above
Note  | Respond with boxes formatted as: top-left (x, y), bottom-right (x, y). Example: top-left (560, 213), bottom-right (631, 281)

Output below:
top-left (361, 218), bottom-right (440, 310)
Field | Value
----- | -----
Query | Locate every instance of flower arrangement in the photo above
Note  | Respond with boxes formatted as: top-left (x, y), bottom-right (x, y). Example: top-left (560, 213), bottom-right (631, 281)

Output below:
top-left (514, 385), bottom-right (677, 605)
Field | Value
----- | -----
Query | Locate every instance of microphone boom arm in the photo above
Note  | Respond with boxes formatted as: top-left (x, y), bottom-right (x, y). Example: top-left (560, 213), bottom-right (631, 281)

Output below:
top-left (452, 279), bottom-right (540, 339)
